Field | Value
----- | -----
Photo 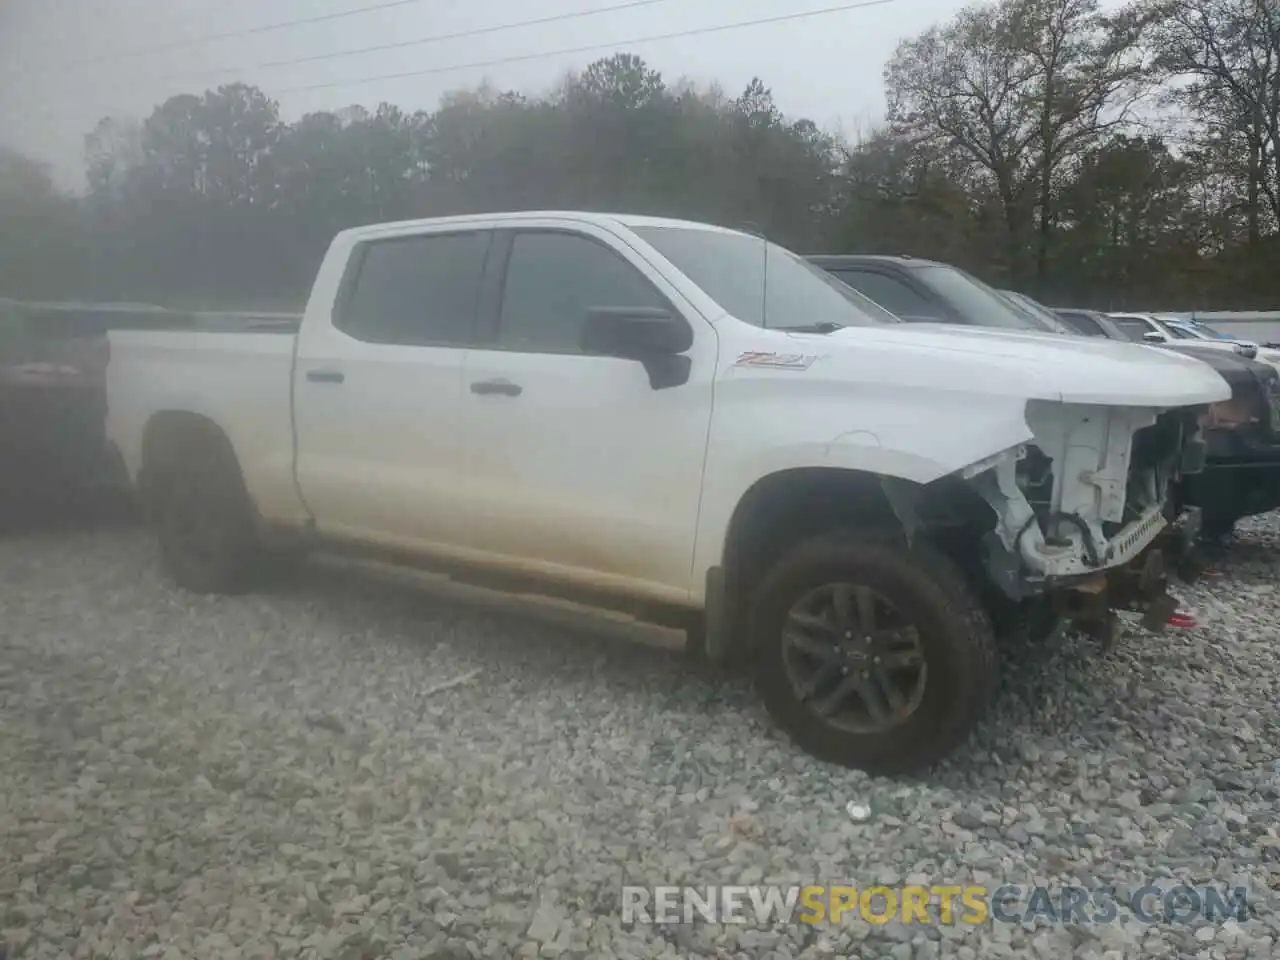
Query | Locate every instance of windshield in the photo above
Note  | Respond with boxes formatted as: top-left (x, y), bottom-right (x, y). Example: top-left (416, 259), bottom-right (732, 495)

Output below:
top-left (1111, 317), bottom-right (1153, 342)
top-left (999, 290), bottom-right (1077, 335)
top-left (913, 265), bottom-right (1060, 333)
top-left (1054, 310), bottom-right (1108, 337)
top-left (631, 226), bottom-right (901, 330)
top-left (1179, 320), bottom-right (1231, 340)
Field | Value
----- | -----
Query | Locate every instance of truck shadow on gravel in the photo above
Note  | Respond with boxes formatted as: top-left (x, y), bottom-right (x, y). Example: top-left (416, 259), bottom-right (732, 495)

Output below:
top-left (0, 489), bottom-right (138, 537)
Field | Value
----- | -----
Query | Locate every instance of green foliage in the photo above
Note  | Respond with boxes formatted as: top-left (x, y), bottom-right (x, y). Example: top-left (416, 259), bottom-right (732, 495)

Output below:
top-left (2, 2), bottom-right (1279, 310)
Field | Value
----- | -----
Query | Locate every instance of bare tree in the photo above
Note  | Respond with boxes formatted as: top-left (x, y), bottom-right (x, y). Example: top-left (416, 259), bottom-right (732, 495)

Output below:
top-left (1147, 0), bottom-right (1280, 243)
top-left (885, 0), bottom-right (1152, 287)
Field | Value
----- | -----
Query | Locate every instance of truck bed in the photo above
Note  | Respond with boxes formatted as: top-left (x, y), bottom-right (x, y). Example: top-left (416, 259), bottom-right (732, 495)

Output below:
top-left (105, 328), bottom-right (305, 524)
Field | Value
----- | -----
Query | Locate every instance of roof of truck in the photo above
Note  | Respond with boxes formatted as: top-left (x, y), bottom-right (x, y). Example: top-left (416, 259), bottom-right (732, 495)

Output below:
top-left (336, 211), bottom-right (754, 242)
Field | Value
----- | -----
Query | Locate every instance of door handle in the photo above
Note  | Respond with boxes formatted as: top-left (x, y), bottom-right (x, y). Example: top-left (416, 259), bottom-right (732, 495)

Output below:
top-left (470, 378), bottom-right (522, 397)
top-left (306, 369), bottom-right (345, 383)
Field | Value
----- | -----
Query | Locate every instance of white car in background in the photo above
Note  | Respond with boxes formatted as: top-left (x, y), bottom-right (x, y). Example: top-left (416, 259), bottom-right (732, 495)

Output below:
top-left (1160, 315), bottom-right (1280, 354)
top-left (1106, 312), bottom-right (1280, 371)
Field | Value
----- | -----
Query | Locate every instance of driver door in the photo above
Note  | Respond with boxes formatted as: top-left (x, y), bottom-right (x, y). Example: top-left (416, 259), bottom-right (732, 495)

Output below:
top-left (458, 225), bottom-right (717, 602)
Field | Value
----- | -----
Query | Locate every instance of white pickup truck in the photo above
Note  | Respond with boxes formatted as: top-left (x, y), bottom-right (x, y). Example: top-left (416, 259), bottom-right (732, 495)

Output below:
top-left (105, 212), bottom-right (1231, 773)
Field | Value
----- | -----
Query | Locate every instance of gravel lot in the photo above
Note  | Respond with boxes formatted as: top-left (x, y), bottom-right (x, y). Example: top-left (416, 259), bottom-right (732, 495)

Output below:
top-left (2, 518), bottom-right (1279, 960)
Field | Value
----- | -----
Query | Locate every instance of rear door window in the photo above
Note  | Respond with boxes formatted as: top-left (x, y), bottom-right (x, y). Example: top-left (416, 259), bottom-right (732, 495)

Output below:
top-left (340, 231), bottom-right (492, 346)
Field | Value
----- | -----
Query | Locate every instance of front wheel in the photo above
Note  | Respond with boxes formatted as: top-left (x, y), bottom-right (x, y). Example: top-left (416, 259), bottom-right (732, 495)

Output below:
top-left (748, 531), bottom-right (997, 775)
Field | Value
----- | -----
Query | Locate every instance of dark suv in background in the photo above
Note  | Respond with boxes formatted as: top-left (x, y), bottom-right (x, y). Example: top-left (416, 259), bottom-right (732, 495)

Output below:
top-left (805, 254), bottom-right (1075, 334)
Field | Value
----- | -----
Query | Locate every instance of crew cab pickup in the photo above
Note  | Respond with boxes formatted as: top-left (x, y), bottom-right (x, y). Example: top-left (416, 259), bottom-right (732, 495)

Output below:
top-left (105, 213), bottom-right (1231, 773)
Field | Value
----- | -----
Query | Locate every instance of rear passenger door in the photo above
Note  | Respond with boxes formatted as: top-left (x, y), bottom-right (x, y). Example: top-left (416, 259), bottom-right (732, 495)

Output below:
top-left (293, 229), bottom-right (492, 550)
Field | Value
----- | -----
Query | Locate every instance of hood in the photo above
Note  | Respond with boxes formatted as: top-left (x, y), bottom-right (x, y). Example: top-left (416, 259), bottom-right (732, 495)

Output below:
top-left (1168, 338), bottom-right (1256, 358)
top-left (1256, 346), bottom-right (1280, 363)
top-left (790, 322), bottom-right (1232, 408)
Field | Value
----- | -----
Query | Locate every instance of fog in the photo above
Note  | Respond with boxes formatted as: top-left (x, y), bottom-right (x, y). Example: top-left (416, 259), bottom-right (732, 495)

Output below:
top-left (0, 0), bottom-right (967, 189)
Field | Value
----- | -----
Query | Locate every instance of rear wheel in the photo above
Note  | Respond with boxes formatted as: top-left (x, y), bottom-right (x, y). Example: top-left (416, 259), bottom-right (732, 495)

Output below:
top-left (748, 530), bottom-right (997, 774)
top-left (146, 429), bottom-right (262, 594)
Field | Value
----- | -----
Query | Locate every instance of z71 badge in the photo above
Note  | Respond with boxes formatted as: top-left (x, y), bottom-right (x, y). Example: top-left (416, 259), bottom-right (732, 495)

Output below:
top-left (733, 351), bottom-right (821, 370)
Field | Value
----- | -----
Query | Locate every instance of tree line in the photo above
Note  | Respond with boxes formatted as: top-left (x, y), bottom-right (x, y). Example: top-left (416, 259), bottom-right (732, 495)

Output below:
top-left (2, 0), bottom-right (1278, 312)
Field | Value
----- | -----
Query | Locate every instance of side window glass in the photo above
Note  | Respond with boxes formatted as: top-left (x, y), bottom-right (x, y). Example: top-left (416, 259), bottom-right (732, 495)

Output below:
top-left (498, 232), bottom-right (666, 352)
top-left (831, 270), bottom-right (941, 320)
top-left (342, 231), bottom-right (490, 346)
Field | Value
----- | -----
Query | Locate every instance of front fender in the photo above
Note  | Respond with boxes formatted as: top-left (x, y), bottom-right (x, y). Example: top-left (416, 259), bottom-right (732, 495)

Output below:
top-left (690, 393), bottom-right (1035, 600)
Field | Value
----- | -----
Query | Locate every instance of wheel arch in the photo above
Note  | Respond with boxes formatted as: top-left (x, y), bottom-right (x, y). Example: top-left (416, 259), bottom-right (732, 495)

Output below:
top-left (139, 411), bottom-right (252, 516)
top-left (704, 465), bottom-right (997, 664)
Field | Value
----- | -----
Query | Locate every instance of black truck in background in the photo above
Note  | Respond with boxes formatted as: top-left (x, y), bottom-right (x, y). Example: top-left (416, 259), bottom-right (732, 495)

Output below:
top-left (0, 300), bottom-right (189, 526)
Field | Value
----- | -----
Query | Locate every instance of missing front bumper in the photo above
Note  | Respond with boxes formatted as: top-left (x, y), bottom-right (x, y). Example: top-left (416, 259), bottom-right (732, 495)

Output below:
top-left (1055, 515), bottom-right (1200, 643)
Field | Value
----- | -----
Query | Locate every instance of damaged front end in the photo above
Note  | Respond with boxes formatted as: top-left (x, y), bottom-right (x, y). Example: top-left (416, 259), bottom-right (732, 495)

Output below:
top-left (964, 400), bottom-right (1208, 639)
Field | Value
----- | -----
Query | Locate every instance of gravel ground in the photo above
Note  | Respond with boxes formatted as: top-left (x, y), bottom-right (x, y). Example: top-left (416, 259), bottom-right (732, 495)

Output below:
top-left (2, 517), bottom-right (1279, 960)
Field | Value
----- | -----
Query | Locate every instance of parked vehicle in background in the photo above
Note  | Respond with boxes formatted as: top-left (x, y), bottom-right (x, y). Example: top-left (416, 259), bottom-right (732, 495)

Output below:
top-left (804, 255), bottom-right (1075, 334)
top-left (1050, 306), bottom-right (1280, 540)
top-left (1117, 312), bottom-right (1280, 377)
top-left (1160, 316), bottom-right (1280, 368)
top-left (0, 299), bottom-right (184, 524)
top-left (998, 290), bottom-right (1078, 334)
top-left (107, 213), bottom-right (1230, 773)
top-left (1053, 308), bottom-right (1131, 340)
top-left (1107, 311), bottom-right (1268, 361)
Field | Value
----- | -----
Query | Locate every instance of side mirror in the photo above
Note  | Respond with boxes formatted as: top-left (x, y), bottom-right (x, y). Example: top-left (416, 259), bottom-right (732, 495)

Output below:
top-left (580, 306), bottom-right (693, 390)
top-left (1142, 331), bottom-right (1166, 343)
top-left (581, 306), bottom-right (691, 358)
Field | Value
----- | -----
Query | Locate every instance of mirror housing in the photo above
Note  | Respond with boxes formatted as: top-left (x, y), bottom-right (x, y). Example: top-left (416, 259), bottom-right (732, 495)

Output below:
top-left (581, 306), bottom-right (692, 358)
top-left (580, 306), bottom-right (693, 390)
top-left (1142, 331), bottom-right (1166, 344)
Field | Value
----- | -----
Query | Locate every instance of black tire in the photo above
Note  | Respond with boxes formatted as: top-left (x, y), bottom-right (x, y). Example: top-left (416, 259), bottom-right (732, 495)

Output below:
top-left (747, 529), bottom-right (997, 775)
top-left (988, 594), bottom-right (1064, 647)
top-left (146, 428), bottom-right (262, 594)
top-left (1199, 509), bottom-right (1238, 543)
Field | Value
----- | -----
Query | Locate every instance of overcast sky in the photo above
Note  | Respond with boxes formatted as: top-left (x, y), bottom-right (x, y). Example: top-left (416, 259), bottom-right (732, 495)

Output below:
top-left (1, 0), bottom-right (970, 190)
